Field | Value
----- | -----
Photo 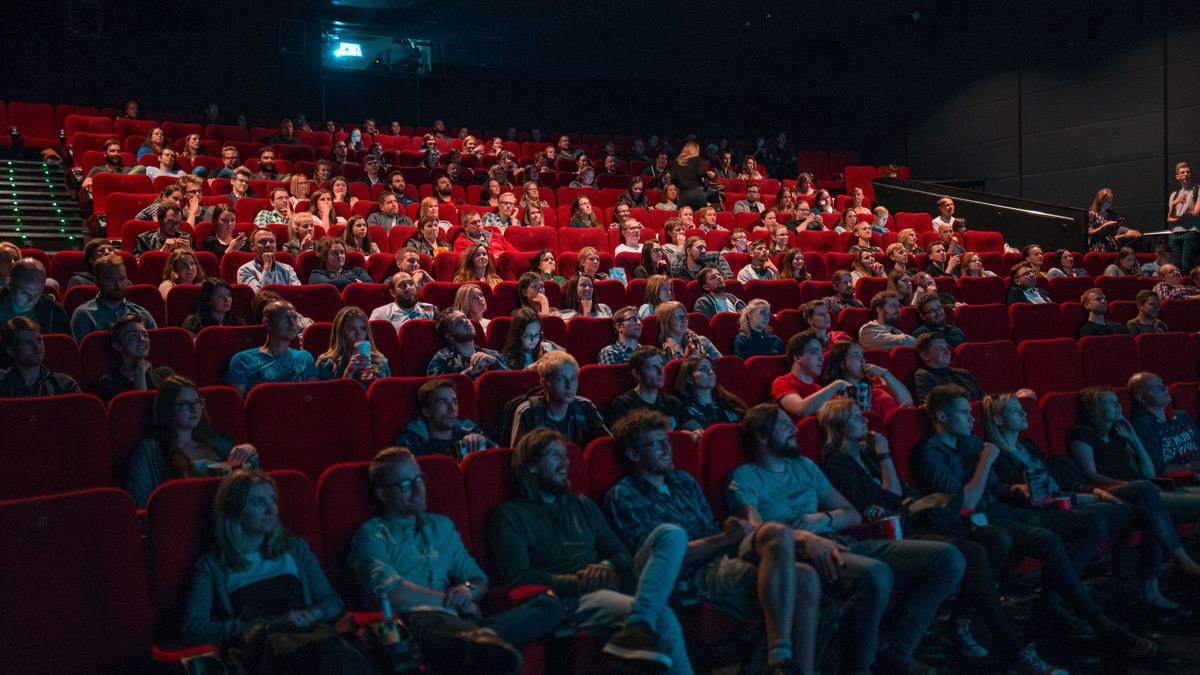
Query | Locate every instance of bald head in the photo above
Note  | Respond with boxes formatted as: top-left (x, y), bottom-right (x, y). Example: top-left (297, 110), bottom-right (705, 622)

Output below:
top-left (1128, 371), bottom-right (1170, 410)
top-left (10, 258), bottom-right (47, 285)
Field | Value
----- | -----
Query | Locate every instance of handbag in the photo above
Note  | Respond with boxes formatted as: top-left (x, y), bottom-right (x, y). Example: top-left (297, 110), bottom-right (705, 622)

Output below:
top-left (900, 491), bottom-right (964, 535)
top-left (229, 621), bottom-right (375, 675)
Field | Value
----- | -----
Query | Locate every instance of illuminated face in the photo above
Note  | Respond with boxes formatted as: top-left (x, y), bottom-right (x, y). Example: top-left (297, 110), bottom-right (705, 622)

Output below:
top-left (326, 243), bottom-right (346, 270)
top-left (218, 211), bottom-right (238, 234)
top-left (472, 246), bottom-right (490, 272)
top-left (578, 197), bottom-right (592, 215)
top-left (582, 252), bottom-right (600, 276)
top-left (174, 254), bottom-right (199, 283)
top-left (211, 286), bottom-right (233, 314)
top-left (353, 220), bottom-right (368, 240)
top-left (807, 304), bottom-right (830, 331)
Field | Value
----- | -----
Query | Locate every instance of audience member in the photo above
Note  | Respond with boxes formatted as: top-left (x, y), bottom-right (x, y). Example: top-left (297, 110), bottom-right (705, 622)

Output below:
top-left (67, 239), bottom-right (115, 288)
top-left (452, 283), bottom-right (491, 332)
top-left (604, 346), bottom-right (700, 435)
top-left (912, 333), bottom-right (983, 404)
top-left (1168, 161), bottom-right (1200, 273)
top-left (93, 313), bottom-right (174, 401)
top-left (913, 385), bottom-right (1157, 657)
top-left (81, 139), bottom-right (143, 193)
top-left (858, 291), bottom-right (915, 349)
top-left (199, 204), bottom-right (248, 262)
top-left (453, 243), bottom-right (503, 287)
top-left (281, 212), bottom-right (316, 258)
top-left (394, 382), bottom-right (496, 460)
top-left (253, 187), bottom-right (293, 227)
top-left (673, 237), bottom-right (733, 282)
top-left (923, 242), bottom-right (958, 278)
top-left (605, 410), bottom-right (819, 675)
top-left (0, 317), bottom-right (80, 397)
top-left (911, 295), bottom-right (966, 346)
top-left (158, 248), bottom-right (204, 299)
top-left (821, 340), bottom-right (913, 418)
top-left (307, 237), bottom-right (370, 289)
top-left (801, 300), bottom-right (850, 347)
top-left (249, 148), bottom-right (285, 181)
top-left (489, 427), bottom-right (690, 672)
top-left (1128, 372), bottom-right (1200, 475)
top-left (180, 471), bottom-right (372, 672)
top-left (1153, 263), bottom-right (1200, 300)
top-left (70, 254), bottom-right (158, 341)
top-left (349, 448), bottom-right (560, 674)
top-left (958, 252), bottom-right (995, 278)
top-left (773, 330), bottom-right (854, 419)
top-left (125, 375), bottom-right (257, 507)
top-left (1087, 188), bottom-right (1139, 252)
top-left (1102, 246), bottom-right (1141, 276)
top-left (0, 258), bottom-right (68, 333)
top-left (932, 195), bottom-right (956, 230)
top-left (733, 299), bottom-right (784, 359)
top-left (597, 306), bottom-right (643, 365)
top-left (316, 306), bottom-right (390, 384)
top-left (134, 204), bottom-right (193, 255)
top-left (369, 271), bottom-right (435, 330)
top-left (224, 300), bottom-right (316, 395)
top-left (340, 215), bottom-right (379, 255)
top-left (558, 275), bottom-right (611, 319)
top-left (1125, 290), bottom-right (1168, 335)
top-left (236, 228), bottom-right (300, 291)
top-left (731, 403), bottom-right (965, 675)
top-left (1076, 288), bottom-right (1126, 337)
top-left (736, 240), bottom-right (780, 282)
top-left (404, 216), bottom-right (449, 259)
top-left (693, 266), bottom-right (745, 318)
top-left (674, 355), bottom-right (747, 426)
top-left (823, 270), bottom-right (863, 316)
top-left (453, 210), bottom-right (517, 258)
top-left (182, 278), bottom-right (244, 334)
top-left (849, 249), bottom-right (885, 284)
top-left (501, 307), bottom-right (561, 370)
top-left (1139, 243), bottom-right (1173, 277)
top-left (656, 300), bottom-right (721, 359)
top-left (1006, 263), bottom-right (1052, 305)
top-left (1045, 249), bottom-right (1088, 278)
top-left (819, 399), bottom-right (1067, 673)
top-left (508, 352), bottom-right (608, 447)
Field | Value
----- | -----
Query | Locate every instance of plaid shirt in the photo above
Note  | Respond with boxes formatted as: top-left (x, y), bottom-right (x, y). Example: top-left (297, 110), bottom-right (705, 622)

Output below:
top-left (253, 209), bottom-right (289, 225)
top-left (427, 346), bottom-right (507, 379)
top-left (596, 340), bottom-right (637, 365)
top-left (604, 471), bottom-right (720, 562)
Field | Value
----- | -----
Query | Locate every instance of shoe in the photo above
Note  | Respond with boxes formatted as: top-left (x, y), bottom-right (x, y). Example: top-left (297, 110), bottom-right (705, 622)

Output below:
top-left (874, 648), bottom-right (936, 675)
top-left (602, 621), bottom-right (671, 671)
top-left (1034, 598), bottom-right (1094, 639)
top-left (947, 617), bottom-right (988, 658)
top-left (455, 628), bottom-right (522, 675)
top-left (1107, 625), bottom-right (1158, 659)
top-left (1008, 643), bottom-right (1068, 675)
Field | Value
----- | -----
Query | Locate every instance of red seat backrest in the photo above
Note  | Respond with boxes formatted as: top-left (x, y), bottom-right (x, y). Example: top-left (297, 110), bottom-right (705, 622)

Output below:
top-left (567, 317), bottom-right (617, 366)
top-left (584, 431), bottom-right (702, 503)
top-left (699, 423), bottom-right (746, 519)
top-left (194, 325), bottom-right (268, 386)
top-left (246, 380), bottom-right (373, 480)
top-left (366, 375), bottom-right (478, 450)
top-left (1136, 332), bottom-right (1198, 384)
top-left (262, 283), bottom-right (344, 322)
top-left (954, 303), bottom-right (1010, 342)
top-left (884, 406), bottom-right (933, 483)
top-left (955, 340), bottom-right (1023, 394)
top-left (475, 369), bottom-right (542, 438)
top-left (1009, 303), bottom-right (1067, 342)
top-left (1019, 338), bottom-right (1084, 394)
top-left (396, 319), bottom-right (442, 376)
top-left (1, 488), bottom-right (153, 673)
top-left (578, 363), bottom-right (637, 413)
top-left (0, 394), bottom-right (111, 499)
top-left (42, 333), bottom-right (81, 381)
top-left (955, 277), bottom-right (1007, 306)
top-left (743, 354), bottom-right (789, 405)
top-left (1078, 334), bottom-right (1138, 388)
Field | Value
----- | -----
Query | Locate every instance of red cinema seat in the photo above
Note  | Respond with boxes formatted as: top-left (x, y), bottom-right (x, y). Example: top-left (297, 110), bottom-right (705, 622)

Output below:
top-left (558, 227), bottom-right (611, 254)
top-left (884, 407), bottom-right (934, 483)
top-left (1, 488), bottom-right (153, 675)
top-left (1039, 392), bottom-right (1080, 457)
top-left (262, 283), bottom-right (344, 322)
top-left (584, 431), bottom-right (702, 503)
top-left (1136, 332), bottom-right (1197, 384)
top-left (744, 279), bottom-right (802, 310)
top-left (1159, 298), bottom-right (1200, 334)
top-left (1048, 275), bottom-right (1094, 304)
top-left (341, 282), bottom-right (391, 314)
top-left (367, 375), bottom-right (478, 450)
top-left (1096, 275), bottom-right (1145, 302)
top-left (194, 325), bottom-right (267, 386)
top-left (955, 340), bottom-right (1023, 395)
top-left (1009, 303), bottom-right (1067, 342)
top-left (497, 251), bottom-right (540, 280)
top-left (91, 173), bottom-right (154, 215)
top-left (955, 277), bottom-right (1006, 306)
top-left (578, 363), bottom-right (637, 413)
top-left (743, 354), bottom-right (789, 404)
top-left (1019, 339), bottom-right (1085, 394)
top-left (567, 317), bottom-right (617, 366)
top-left (953, 304), bottom-right (1010, 342)
top-left (8, 100), bottom-right (58, 149)
top-left (795, 231), bottom-right (841, 254)
top-left (0, 394), bottom-right (111, 499)
top-left (963, 230), bottom-right (1005, 253)
top-left (504, 225), bottom-right (558, 253)
top-left (396, 319), bottom-right (442, 376)
top-left (1170, 382), bottom-right (1199, 418)
top-left (708, 313), bottom-right (741, 355)
top-left (699, 423), bottom-right (745, 518)
top-left (890, 346), bottom-right (922, 387)
top-left (838, 307), bottom-right (872, 340)
top-left (42, 333), bottom-right (82, 382)
top-left (1079, 334), bottom-right (1139, 388)
top-left (246, 380), bottom-right (373, 480)
top-left (894, 212), bottom-right (934, 234)
top-left (144, 471), bottom-right (318, 650)
top-left (475, 369), bottom-right (542, 439)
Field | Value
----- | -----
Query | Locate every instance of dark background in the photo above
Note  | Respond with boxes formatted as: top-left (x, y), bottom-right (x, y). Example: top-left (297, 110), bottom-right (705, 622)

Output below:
top-left (2, 0), bottom-right (1196, 226)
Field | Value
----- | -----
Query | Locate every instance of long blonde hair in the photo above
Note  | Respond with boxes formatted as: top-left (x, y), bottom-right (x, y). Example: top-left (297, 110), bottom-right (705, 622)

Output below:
top-left (213, 470), bottom-right (288, 571)
top-left (982, 393), bottom-right (1019, 453)
top-left (675, 141), bottom-right (700, 165)
top-left (818, 399), bottom-right (864, 462)
top-left (318, 306), bottom-right (385, 372)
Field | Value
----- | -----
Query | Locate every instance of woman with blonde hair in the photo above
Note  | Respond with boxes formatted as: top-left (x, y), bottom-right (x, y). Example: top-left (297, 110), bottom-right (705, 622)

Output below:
top-left (655, 300), bottom-right (721, 359)
top-left (574, 246), bottom-right (608, 281)
top-left (834, 208), bottom-right (859, 234)
top-left (1087, 188), bottom-right (1140, 252)
top-left (793, 172), bottom-right (816, 197)
top-left (738, 156), bottom-right (763, 180)
top-left (159, 248), bottom-right (206, 299)
top-left (638, 274), bottom-right (675, 318)
top-left (670, 140), bottom-right (710, 210)
top-left (960, 252), bottom-right (998, 278)
top-left (453, 243), bottom-right (502, 287)
top-left (733, 298), bottom-right (783, 358)
top-left (519, 181), bottom-right (549, 210)
top-left (316, 306), bottom-right (389, 387)
top-left (282, 211), bottom-right (316, 257)
top-left (897, 227), bottom-right (924, 255)
top-left (287, 173), bottom-right (310, 207)
top-left (453, 283), bottom-right (490, 330)
top-left (887, 268), bottom-right (915, 305)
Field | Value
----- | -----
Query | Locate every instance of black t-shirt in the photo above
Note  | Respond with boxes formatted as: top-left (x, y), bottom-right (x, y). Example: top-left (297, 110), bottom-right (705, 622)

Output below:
top-left (605, 389), bottom-right (694, 429)
top-left (1077, 321), bottom-right (1127, 338)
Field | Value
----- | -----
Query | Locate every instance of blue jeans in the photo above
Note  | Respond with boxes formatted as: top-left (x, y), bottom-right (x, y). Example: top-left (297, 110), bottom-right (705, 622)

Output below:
top-left (1169, 231), bottom-right (1200, 274)
top-left (830, 539), bottom-right (965, 669)
top-left (990, 506), bottom-right (1108, 616)
top-left (1085, 480), bottom-right (1184, 581)
top-left (570, 523), bottom-right (692, 675)
top-left (404, 593), bottom-right (564, 669)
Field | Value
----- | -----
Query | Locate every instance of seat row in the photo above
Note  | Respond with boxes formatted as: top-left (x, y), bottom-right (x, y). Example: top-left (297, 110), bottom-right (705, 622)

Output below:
top-left (7, 371), bottom-right (1198, 675)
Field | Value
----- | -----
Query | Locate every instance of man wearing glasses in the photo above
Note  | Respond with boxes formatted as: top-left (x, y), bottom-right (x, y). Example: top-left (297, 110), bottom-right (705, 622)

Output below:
top-left (482, 192), bottom-right (520, 232)
top-left (134, 204), bottom-right (193, 256)
top-left (452, 211), bottom-right (517, 259)
top-left (1005, 262), bottom-right (1052, 305)
top-left (224, 168), bottom-right (253, 205)
top-left (351, 446), bottom-right (563, 675)
top-left (597, 306), bottom-right (643, 365)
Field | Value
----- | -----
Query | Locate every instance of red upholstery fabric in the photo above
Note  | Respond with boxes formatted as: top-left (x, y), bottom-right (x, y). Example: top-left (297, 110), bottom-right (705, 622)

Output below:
top-left (578, 363), bottom-right (637, 412)
top-left (955, 340), bottom-right (1023, 395)
top-left (1009, 303), bottom-right (1067, 342)
top-left (366, 375), bottom-right (478, 450)
top-left (1136, 332), bottom-right (1197, 384)
top-left (0, 394), bottom-right (111, 498)
top-left (475, 369), bottom-right (541, 439)
top-left (246, 380), bottom-right (373, 479)
top-left (1019, 339), bottom-right (1085, 394)
top-left (194, 325), bottom-right (267, 386)
top-left (1079, 334), bottom-right (1138, 388)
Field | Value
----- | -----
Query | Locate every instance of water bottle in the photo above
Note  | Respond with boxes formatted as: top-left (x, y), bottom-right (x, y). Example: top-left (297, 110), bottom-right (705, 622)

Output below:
top-left (377, 595), bottom-right (400, 647)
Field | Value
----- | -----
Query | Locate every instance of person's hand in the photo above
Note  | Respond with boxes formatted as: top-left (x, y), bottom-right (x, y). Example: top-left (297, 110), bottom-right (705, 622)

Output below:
top-left (281, 609), bottom-right (316, 627)
top-left (763, 259), bottom-right (778, 272)
top-left (262, 252), bottom-right (275, 271)
top-left (162, 238), bottom-right (180, 252)
top-left (228, 444), bottom-right (258, 466)
top-left (796, 532), bottom-right (847, 582)
top-left (443, 584), bottom-right (474, 612)
top-left (301, 233), bottom-right (313, 249)
top-left (863, 505), bottom-right (889, 522)
top-left (661, 337), bottom-right (680, 354)
top-left (948, 254), bottom-right (961, 269)
top-left (349, 352), bottom-right (372, 374)
top-left (1092, 488), bottom-right (1125, 504)
top-left (721, 516), bottom-right (756, 544)
top-left (1010, 483), bottom-right (1031, 500)
top-left (534, 292), bottom-right (549, 310)
top-left (862, 363), bottom-right (887, 379)
top-left (688, 427), bottom-right (703, 443)
top-left (187, 194), bottom-right (202, 215)
top-left (980, 442), bottom-right (1001, 465)
top-left (870, 262), bottom-right (885, 275)
top-left (469, 351), bottom-right (497, 375)
top-left (231, 233), bottom-right (248, 250)
top-left (460, 433), bottom-right (487, 455)
top-left (576, 564), bottom-right (620, 593)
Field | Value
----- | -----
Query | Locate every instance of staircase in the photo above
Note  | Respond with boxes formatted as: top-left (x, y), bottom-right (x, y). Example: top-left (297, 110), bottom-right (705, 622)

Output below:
top-left (0, 159), bottom-right (86, 252)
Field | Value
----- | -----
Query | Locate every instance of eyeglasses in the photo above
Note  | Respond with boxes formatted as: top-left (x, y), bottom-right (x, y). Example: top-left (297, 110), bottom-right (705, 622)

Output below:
top-left (380, 474), bottom-right (426, 491)
top-left (522, 331), bottom-right (543, 340)
top-left (499, 201), bottom-right (517, 206)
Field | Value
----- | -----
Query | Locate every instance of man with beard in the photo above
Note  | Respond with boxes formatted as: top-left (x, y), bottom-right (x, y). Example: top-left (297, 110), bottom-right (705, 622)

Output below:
top-left (70, 254), bottom-right (158, 341)
top-left (597, 306), bottom-right (643, 365)
top-left (489, 427), bottom-right (693, 673)
top-left (386, 170), bottom-right (417, 207)
top-left (452, 210), bottom-right (516, 259)
top-left (0, 317), bottom-right (81, 397)
top-left (369, 271), bottom-right (436, 330)
top-left (250, 148), bottom-right (285, 181)
top-left (224, 300), bottom-right (316, 395)
top-left (731, 403), bottom-right (965, 675)
top-left (858, 291), bottom-right (915, 350)
top-left (134, 204), bottom-right (194, 255)
top-left (264, 118), bottom-right (299, 146)
top-left (350, 447), bottom-right (562, 675)
top-left (236, 227), bottom-right (300, 291)
top-left (605, 410), bottom-right (821, 675)
top-left (482, 192), bottom-right (520, 232)
top-left (329, 139), bottom-right (349, 168)
top-left (433, 175), bottom-right (464, 206)
top-left (426, 308), bottom-right (505, 380)
top-left (392, 380), bottom-right (496, 460)
top-left (82, 139), bottom-right (144, 192)
top-left (692, 266), bottom-right (745, 319)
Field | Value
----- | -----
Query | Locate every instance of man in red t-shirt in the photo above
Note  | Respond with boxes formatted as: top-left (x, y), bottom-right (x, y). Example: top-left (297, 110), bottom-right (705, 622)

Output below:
top-left (772, 329), bottom-right (853, 419)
